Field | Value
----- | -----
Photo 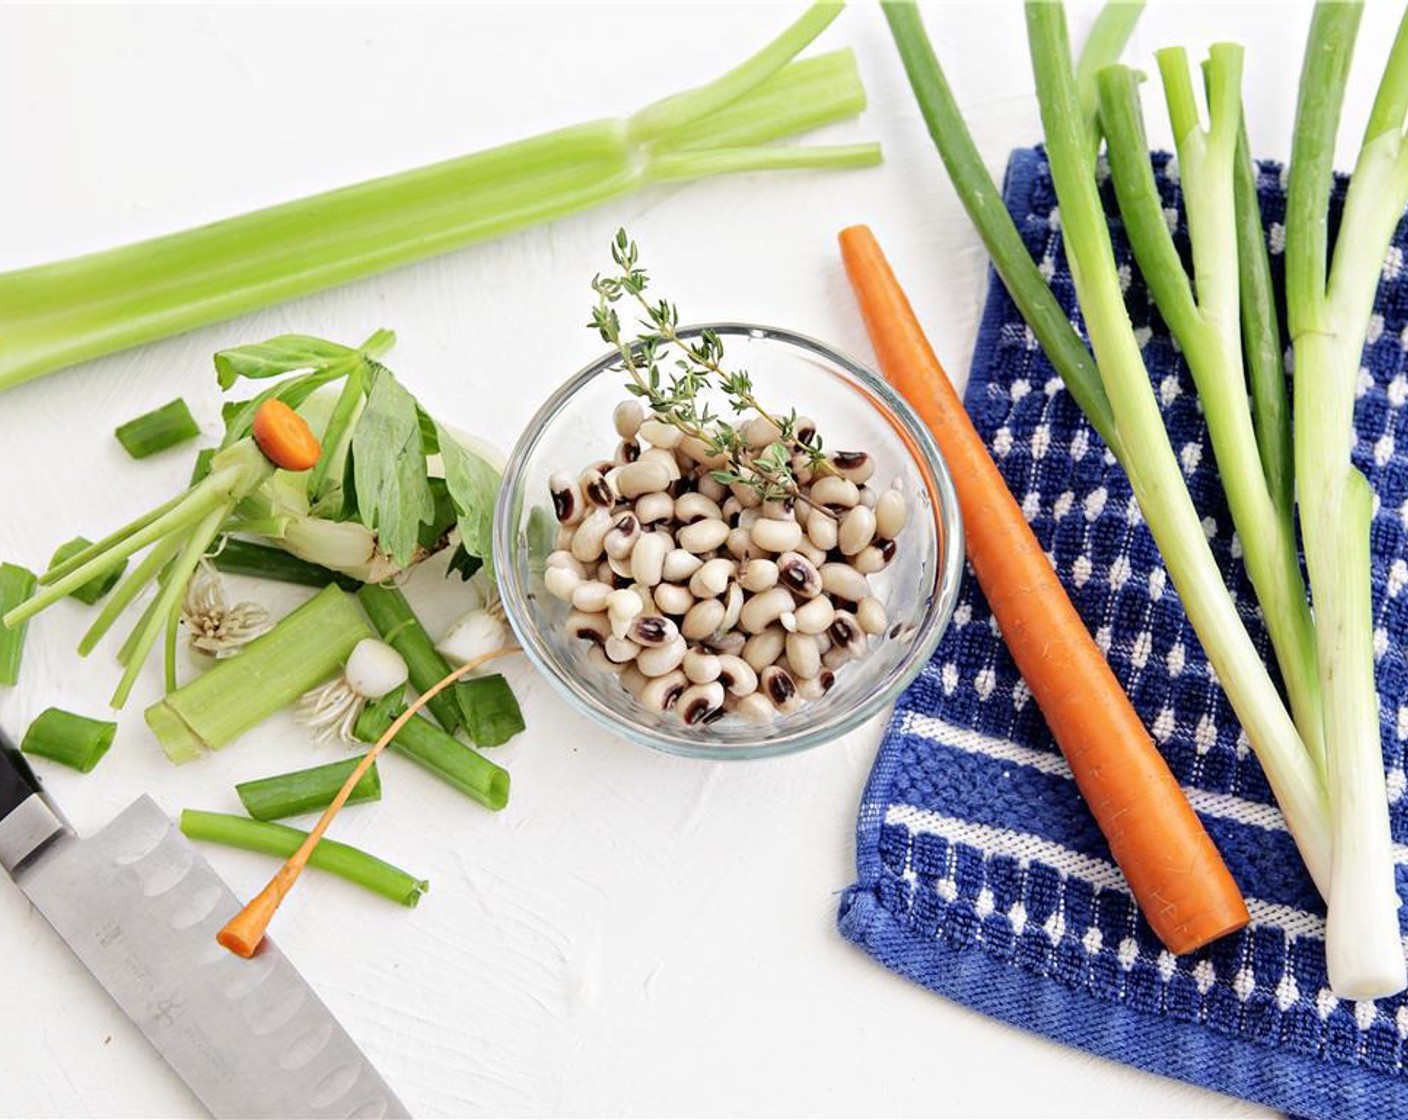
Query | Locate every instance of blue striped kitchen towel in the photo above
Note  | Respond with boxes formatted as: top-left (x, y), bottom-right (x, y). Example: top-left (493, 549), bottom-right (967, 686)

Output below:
top-left (838, 147), bottom-right (1408, 1120)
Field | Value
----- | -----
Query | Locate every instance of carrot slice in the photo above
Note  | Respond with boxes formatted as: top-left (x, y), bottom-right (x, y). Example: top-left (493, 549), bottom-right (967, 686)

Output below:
top-left (839, 225), bottom-right (1248, 954)
top-left (252, 399), bottom-right (321, 472)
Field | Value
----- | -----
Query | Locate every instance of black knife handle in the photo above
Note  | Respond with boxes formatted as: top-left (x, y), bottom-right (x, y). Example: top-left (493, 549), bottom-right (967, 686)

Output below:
top-left (0, 729), bottom-right (67, 874)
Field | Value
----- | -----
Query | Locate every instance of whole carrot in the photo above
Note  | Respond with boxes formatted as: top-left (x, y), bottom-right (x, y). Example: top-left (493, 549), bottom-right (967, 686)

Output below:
top-left (839, 225), bottom-right (1248, 954)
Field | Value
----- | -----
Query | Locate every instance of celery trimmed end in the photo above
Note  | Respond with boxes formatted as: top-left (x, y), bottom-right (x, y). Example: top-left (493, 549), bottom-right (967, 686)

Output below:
top-left (145, 700), bottom-right (206, 765)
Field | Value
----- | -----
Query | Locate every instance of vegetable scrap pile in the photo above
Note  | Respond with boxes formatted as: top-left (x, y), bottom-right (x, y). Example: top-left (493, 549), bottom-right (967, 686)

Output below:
top-left (0, 331), bottom-right (524, 923)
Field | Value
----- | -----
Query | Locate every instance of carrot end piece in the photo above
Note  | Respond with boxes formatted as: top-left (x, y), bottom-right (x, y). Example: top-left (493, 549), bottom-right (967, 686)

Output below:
top-left (217, 879), bottom-right (284, 958)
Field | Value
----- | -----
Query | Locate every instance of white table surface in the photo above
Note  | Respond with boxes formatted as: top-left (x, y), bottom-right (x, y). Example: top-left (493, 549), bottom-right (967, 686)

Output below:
top-left (1, 3), bottom-right (1402, 1117)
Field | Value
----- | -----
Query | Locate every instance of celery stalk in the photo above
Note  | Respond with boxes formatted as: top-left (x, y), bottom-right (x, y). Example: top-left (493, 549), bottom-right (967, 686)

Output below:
top-left (145, 585), bottom-right (373, 762)
top-left (1098, 52), bottom-right (1324, 771)
top-left (0, 564), bottom-right (37, 687)
top-left (1286, 1), bottom-right (1408, 998)
top-left (0, 5), bottom-right (879, 391)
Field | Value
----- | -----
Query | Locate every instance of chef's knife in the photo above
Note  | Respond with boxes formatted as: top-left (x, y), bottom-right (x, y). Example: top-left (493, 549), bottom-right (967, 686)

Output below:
top-left (0, 734), bottom-right (410, 1119)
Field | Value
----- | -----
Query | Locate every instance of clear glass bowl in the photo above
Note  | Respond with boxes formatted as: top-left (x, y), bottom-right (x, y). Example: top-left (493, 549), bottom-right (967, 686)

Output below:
top-left (494, 324), bottom-right (965, 760)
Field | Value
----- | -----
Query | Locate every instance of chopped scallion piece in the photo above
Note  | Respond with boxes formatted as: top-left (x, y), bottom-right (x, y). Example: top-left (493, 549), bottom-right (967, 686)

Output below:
top-left (144, 585), bottom-right (373, 763)
top-left (458, 673), bottom-right (524, 748)
top-left (179, 809), bottom-right (426, 906)
top-left (357, 583), bottom-right (464, 734)
top-left (236, 757), bottom-right (381, 821)
top-left (356, 693), bottom-right (509, 811)
top-left (21, 708), bottom-right (116, 773)
top-left (189, 447), bottom-right (216, 486)
top-left (47, 537), bottom-right (128, 606)
top-left (211, 538), bottom-right (362, 592)
top-left (0, 564), bottom-right (36, 686)
top-left (115, 398), bottom-right (200, 459)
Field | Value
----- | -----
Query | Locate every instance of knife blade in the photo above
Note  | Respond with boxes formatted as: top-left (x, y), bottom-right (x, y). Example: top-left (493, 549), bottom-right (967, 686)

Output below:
top-left (0, 737), bottom-right (410, 1119)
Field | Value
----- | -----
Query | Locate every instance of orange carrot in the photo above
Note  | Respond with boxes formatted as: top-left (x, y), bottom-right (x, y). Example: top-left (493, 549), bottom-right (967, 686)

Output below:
top-left (251, 399), bottom-right (322, 472)
top-left (218, 645), bottom-right (517, 958)
top-left (839, 225), bottom-right (1248, 954)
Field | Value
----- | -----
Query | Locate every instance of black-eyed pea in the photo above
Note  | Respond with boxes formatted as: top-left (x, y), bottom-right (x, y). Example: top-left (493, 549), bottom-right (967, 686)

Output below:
top-left (751, 517), bottom-right (803, 553)
top-left (792, 595), bottom-right (836, 635)
top-left (567, 610), bottom-right (610, 645)
top-left (662, 548), bottom-right (703, 584)
top-left (682, 598), bottom-right (726, 641)
top-left (639, 446), bottom-right (681, 482)
top-left (607, 552), bottom-right (635, 581)
top-left (760, 665), bottom-right (801, 713)
top-left (716, 654), bottom-right (758, 696)
top-left (830, 451), bottom-right (875, 484)
top-left (653, 582), bottom-right (695, 616)
top-left (761, 497), bottom-right (796, 521)
top-left (857, 485), bottom-right (877, 508)
top-left (697, 473), bottom-right (727, 502)
top-left (743, 414), bottom-right (783, 449)
top-left (629, 614), bottom-right (680, 648)
top-left (550, 470), bottom-right (586, 525)
top-left (580, 467), bottom-right (613, 508)
top-left (875, 489), bottom-right (908, 539)
top-left (675, 492), bottom-right (723, 524)
top-left (635, 491), bottom-right (674, 527)
top-left (555, 525), bottom-right (575, 551)
top-left (639, 669), bottom-right (687, 711)
top-left (619, 663), bottom-right (649, 700)
top-left (791, 454), bottom-right (815, 486)
top-left (820, 562), bottom-right (870, 601)
top-left (776, 551), bottom-right (822, 598)
top-left (796, 541), bottom-right (829, 569)
top-left (729, 479), bottom-right (763, 509)
top-left (546, 550), bottom-right (588, 577)
top-left (740, 586), bottom-right (796, 634)
top-left (678, 681), bottom-right (726, 724)
top-left (630, 531), bottom-right (669, 586)
top-left (683, 648), bottom-right (723, 685)
top-left (810, 475), bottom-right (859, 509)
top-left (853, 539), bottom-right (895, 574)
top-left (725, 526), bottom-right (758, 561)
top-left (838, 505), bottom-right (877, 556)
top-left (613, 400), bottom-right (644, 440)
top-left (822, 644), bottom-right (852, 672)
top-left (734, 692), bottom-right (777, 724)
top-left (570, 507), bottom-right (613, 563)
top-left (738, 558), bottom-right (779, 593)
top-left (606, 588), bottom-right (643, 638)
top-left (721, 494), bottom-right (744, 524)
top-left (638, 417), bottom-right (682, 449)
top-left (705, 630), bottom-right (746, 657)
top-left (544, 565), bottom-right (582, 602)
top-left (829, 610), bottom-right (868, 658)
top-left (612, 459), bottom-right (672, 499)
top-left (604, 636), bottom-right (641, 664)
top-left (805, 510), bottom-right (838, 551)
top-left (798, 668), bottom-right (836, 699)
top-left (677, 518), bottom-right (730, 553)
top-left (637, 634), bottom-right (687, 677)
top-left (742, 625), bottom-right (786, 672)
top-left (688, 557), bottom-right (734, 598)
top-left (571, 579), bottom-right (614, 613)
top-left (615, 439), bottom-right (641, 465)
top-left (720, 582), bottom-right (744, 631)
top-left (857, 597), bottom-right (887, 636)
top-left (603, 514), bottom-right (641, 561)
top-left (785, 633), bottom-right (822, 679)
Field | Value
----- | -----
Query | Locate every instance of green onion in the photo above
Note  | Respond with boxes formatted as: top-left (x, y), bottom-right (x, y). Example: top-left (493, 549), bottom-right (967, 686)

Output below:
top-left (458, 673), bottom-right (525, 748)
top-left (210, 538), bottom-right (361, 592)
top-left (47, 537), bottom-right (128, 606)
top-left (236, 757), bottom-right (381, 821)
top-left (189, 447), bottom-right (216, 486)
top-left (179, 809), bottom-right (426, 906)
top-left (1097, 51), bottom-right (1324, 770)
top-left (1285, 0), bottom-right (1408, 999)
top-left (0, 564), bottom-right (36, 686)
top-left (115, 399), bottom-right (200, 459)
top-left (145, 585), bottom-right (373, 763)
top-left (0, 6), bottom-right (878, 392)
top-left (357, 583), bottom-right (464, 734)
top-left (21, 708), bottom-right (116, 773)
top-left (356, 693), bottom-right (509, 811)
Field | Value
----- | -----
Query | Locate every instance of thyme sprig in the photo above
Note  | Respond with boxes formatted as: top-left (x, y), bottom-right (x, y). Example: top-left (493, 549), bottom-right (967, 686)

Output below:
top-left (590, 230), bottom-right (833, 509)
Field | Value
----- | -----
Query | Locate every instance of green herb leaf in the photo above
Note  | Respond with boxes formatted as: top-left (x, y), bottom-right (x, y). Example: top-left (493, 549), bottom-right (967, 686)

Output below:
top-left (352, 368), bottom-right (435, 568)
top-left (436, 423), bottom-right (502, 578)
top-left (214, 335), bottom-right (357, 390)
top-left (446, 544), bottom-right (484, 582)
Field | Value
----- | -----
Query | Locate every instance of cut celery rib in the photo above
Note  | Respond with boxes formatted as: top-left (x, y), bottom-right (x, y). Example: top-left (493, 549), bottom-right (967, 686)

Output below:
top-left (1098, 51), bottom-right (1324, 773)
top-left (0, 3), bottom-right (878, 392)
top-left (1287, 1), bottom-right (1408, 999)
